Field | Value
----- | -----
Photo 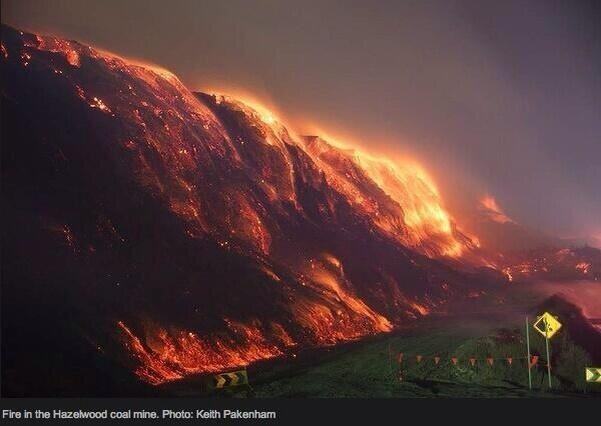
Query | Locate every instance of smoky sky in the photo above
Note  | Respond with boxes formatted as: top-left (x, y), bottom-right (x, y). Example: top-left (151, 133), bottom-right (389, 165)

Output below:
top-left (2, 0), bottom-right (600, 241)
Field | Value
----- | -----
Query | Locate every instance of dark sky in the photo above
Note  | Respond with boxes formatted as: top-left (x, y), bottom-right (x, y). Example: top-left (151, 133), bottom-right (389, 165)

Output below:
top-left (2, 0), bottom-right (600, 241)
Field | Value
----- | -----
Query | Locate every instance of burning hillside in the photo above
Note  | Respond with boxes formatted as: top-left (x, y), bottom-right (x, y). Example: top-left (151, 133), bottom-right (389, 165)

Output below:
top-left (302, 136), bottom-right (476, 258)
top-left (465, 195), bottom-right (561, 253)
top-left (499, 247), bottom-right (601, 283)
top-left (2, 25), bottom-right (597, 395)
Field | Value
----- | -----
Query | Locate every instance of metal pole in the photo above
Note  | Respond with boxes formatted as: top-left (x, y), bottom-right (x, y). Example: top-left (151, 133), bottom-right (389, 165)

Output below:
top-left (526, 316), bottom-right (532, 390)
top-left (545, 321), bottom-right (552, 389)
top-left (388, 342), bottom-right (393, 379)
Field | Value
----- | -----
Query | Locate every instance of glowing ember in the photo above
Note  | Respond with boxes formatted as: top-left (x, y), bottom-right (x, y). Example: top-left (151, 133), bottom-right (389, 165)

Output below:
top-left (65, 49), bottom-right (80, 67)
top-left (89, 96), bottom-right (112, 113)
top-left (409, 301), bottom-right (430, 315)
top-left (576, 262), bottom-right (591, 274)
top-left (21, 52), bottom-right (31, 66)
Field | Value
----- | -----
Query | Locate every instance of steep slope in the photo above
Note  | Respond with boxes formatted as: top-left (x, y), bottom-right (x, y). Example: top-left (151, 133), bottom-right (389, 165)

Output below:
top-left (467, 195), bottom-right (559, 252)
top-left (302, 136), bottom-right (477, 258)
top-left (2, 26), bottom-right (487, 394)
top-left (499, 246), bottom-right (601, 283)
top-left (467, 197), bottom-right (601, 282)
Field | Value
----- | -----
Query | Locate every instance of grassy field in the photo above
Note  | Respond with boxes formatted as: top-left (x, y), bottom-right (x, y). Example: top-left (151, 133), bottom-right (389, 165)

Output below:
top-left (244, 313), bottom-right (598, 398)
top-left (162, 286), bottom-right (601, 398)
top-left (250, 318), bottom-right (505, 397)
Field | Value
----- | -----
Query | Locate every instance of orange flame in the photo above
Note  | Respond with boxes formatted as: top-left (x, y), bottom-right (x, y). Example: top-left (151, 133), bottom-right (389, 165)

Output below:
top-left (479, 195), bottom-right (515, 224)
top-left (303, 134), bottom-right (467, 258)
top-left (117, 320), bottom-right (285, 385)
top-left (303, 255), bottom-right (392, 333)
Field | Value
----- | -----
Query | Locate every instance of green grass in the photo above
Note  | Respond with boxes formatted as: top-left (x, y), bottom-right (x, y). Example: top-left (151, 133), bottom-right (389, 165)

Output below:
top-left (163, 292), bottom-right (600, 398)
top-left (247, 315), bottom-right (597, 398)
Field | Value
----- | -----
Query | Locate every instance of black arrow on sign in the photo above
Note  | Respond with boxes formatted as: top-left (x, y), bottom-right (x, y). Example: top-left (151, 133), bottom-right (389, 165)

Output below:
top-left (212, 370), bottom-right (248, 388)
top-left (586, 368), bottom-right (601, 383)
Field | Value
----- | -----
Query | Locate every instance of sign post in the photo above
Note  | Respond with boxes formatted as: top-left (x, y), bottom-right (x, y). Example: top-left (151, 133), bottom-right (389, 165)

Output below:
top-left (533, 312), bottom-right (562, 390)
top-left (526, 316), bottom-right (532, 390)
top-left (544, 325), bottom-right (552, 389)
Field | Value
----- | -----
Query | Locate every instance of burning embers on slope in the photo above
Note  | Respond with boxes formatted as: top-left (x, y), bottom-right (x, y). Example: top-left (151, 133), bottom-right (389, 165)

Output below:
top-left (500, 247), bottom-right (601, 282)
top-left (117, 256), bottom-right (394, 385)
top-left (3, 25), bottom-right (482, 388)
top-left (300, 255), bottom-right (392, 335)
top-left (117, 321), bottom-right (286, 385)
top-left (4, 26), bottom-right (472, 261)
top-left (303, 136), bottom-right (471, 258)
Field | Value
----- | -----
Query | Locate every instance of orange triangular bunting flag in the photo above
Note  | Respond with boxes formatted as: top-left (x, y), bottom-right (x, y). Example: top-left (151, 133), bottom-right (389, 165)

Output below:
top-left (451, 357), bottom-right (458, 365)
top-left (416, 355), bottom-right (423, 363)
top-left (434, 356), bottom-right (440, 365)
top-left (469, 357), bottom-right (476, 366)
top-left (529, 355), bottom-right (539, 368)
top-left (486, 357), bottom-right (494, 366)
top-left (506, 357), bottom-right (513, 366)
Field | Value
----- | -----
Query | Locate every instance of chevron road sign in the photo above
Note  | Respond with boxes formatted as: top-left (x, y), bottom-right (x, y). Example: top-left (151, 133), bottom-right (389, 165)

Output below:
top-left (212, 370), bottom-right (249, 389)
top-left (585, 367), bottom-right (601, 383)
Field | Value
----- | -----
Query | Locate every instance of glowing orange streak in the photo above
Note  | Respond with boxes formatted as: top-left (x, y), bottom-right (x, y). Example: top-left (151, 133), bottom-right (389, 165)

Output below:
top-left (117, 320), bottom-right (285, 385)
top-left (303, 135), bottom-right (466, 258)
top-left (479, 195), bottom-right (515, 224)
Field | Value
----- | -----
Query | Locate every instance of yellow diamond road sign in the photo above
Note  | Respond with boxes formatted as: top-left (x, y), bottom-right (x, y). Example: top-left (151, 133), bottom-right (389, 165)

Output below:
top-left (533, 312), bottom-right (562, 339)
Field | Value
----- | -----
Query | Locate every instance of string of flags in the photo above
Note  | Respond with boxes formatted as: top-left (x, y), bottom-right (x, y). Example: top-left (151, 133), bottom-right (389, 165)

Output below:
top-left (397, 353), bottom-right (544, 367)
